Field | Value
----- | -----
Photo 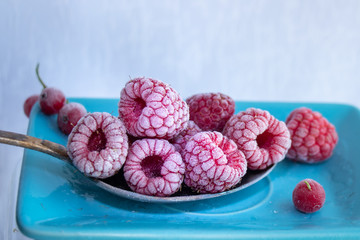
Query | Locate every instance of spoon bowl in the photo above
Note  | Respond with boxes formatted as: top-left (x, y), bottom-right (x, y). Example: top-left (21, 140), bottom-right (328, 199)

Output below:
top-left (0, 129), bottom-right (275, 203)
top-left (97, 165), bottom-right (275, 203)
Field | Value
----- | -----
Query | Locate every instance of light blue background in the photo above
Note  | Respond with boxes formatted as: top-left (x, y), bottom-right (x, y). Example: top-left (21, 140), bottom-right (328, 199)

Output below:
top-left (1, 1), bottom-right (359, 239)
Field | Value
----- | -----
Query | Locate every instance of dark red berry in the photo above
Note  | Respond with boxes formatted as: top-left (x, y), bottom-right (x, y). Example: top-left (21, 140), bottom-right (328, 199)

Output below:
top-left (36, 63), bottom-right (66, 115)
top-left (57, 102), bottom-right (87, 135)
top-left (39, 87), bottom-right (66, 115)
top-left (292, 179), bottom-right (326, 213)
top-left (23, 94), bottom-right (39, 118)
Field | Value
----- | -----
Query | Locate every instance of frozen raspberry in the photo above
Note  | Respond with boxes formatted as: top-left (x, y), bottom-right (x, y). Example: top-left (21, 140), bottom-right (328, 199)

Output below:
top-left (57, 102), bottom-right (87, 135)
top-left (171, 120), bottom-right (202, 155)
top-left (118, 77), bottom-right (189, 139)
top-left (285, 107), bottom-right (338, 163)
top-left (186, 92), bottom-right (235, 131)
top-left (183, 131), bottom-right (247, 193)
top-left (36, 64), bottom-right (66, 115)
top-left (292, 179), bottom-right (326, 213)
top-left (67, 112), bottom-right (129, 179)
top-left (23, 94), bottom-right (39, 117)
top-left (123, 138), bottom-right (185, 197)
top-left (223, 108), bottom-right (291, 170)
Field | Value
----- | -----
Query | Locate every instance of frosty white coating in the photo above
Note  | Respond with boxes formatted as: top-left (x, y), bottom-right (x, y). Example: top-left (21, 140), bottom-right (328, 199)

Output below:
top-left (223, 108), bottom-right (291, 170)
top-left (183, 131), bottom-right (247, 193)
top-left (118, 77), bottom-right (189, 139)
top-left (285, 107), bottom-right (338, 163)
top-left (67, 112), bottom-right (129, 179)
top-left (123, 138), bottom-right (185, 197)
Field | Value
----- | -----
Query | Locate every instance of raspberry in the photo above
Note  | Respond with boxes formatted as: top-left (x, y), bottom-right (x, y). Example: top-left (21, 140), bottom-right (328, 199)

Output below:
top-left (186, 93), bottom-right (235, 131)
top-left (118, 77), bottom-right (189, 139)
top-left (123, 138), bottom-right (185, 197)
top-left (285, 107), bottom-right (338, 163)
top-left (183, 131), bottom-right (247, 193)
top-left (292, 179), bottom-right (326, 213)
top-left (67, 112), bottom-right (129, 179)
top-left (223, 108), bottom-right (291, 170)
top-left (23, 94), bottom-right (39, 117)
top-left (36, 64), bottom-right (66, 115)
top-left (57, 102), bottom-right (87, 135)
top-left (171, 120), bottom-right (202, 155)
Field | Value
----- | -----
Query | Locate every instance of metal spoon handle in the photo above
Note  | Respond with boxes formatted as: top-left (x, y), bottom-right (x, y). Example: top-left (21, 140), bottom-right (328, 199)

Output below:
top-left (0, 130), bottom-right (71, 162)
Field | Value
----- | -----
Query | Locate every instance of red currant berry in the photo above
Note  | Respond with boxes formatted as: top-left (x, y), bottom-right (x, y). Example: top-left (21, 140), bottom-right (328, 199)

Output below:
top-left (23, 94), bottom-right (39, 118)
top-left (36, 64), bottom-right (66, 115)
top-left (39, 87), bottom-right (66, 115)
top-left (292, 179), bottom-right (326, 213)
top-left (57, 102), bottom-right (87, 135)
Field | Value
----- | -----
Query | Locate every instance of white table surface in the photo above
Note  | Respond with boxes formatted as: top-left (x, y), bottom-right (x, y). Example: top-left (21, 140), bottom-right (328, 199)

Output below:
top-left (1, 1), bottom-right (360, 239)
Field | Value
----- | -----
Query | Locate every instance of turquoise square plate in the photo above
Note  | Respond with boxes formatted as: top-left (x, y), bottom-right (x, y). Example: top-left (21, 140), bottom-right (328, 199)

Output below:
top-left (16, 98), bottom-right (360, 239)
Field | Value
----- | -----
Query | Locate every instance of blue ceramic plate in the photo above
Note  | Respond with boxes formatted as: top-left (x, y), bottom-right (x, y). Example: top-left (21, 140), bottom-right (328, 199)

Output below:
top-left (17, 99), bottom-right (360, 240)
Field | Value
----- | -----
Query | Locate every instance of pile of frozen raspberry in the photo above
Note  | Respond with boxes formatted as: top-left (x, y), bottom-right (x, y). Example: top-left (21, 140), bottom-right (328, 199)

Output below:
top-left (64, 76), bottom-right (338, 198)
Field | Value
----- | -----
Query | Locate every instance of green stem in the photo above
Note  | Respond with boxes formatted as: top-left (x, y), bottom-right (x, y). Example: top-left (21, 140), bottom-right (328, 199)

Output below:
top-left (36, 63), bottom-right (47, 89)
top-left (304, 180), bottom-right (312, 191)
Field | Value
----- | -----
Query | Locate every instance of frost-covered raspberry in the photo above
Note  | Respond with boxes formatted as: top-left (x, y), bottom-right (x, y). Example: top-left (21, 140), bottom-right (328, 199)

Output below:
top-left (183, 131), bottom-right (247, 193)
top-left (67, 112), bottom-right (129, 179)
top-left (123, 138), bottom-right (185, 197)
top-left (186, 93), bottom-right (235, 131)
top-left (118, 77), bottom-right (189, 139)
top-left (292, 179), bottom-right (326, 213)
top-left (285, 107), bottom-right (338, 163)
top-left (223, 108), bottom-right (291, 170)
top-left (171, 120), bottom-right (202, 155)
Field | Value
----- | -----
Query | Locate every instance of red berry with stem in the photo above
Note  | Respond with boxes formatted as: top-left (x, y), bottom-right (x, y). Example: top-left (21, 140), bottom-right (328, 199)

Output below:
top-left (36, 64), bottom-right (66, 115)
top-left (23, 94), bottom-right (39, 117)
top-left (292, 179), bottom-right (326, 213)
top-left (57, 102), bottom-right (87, 135)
